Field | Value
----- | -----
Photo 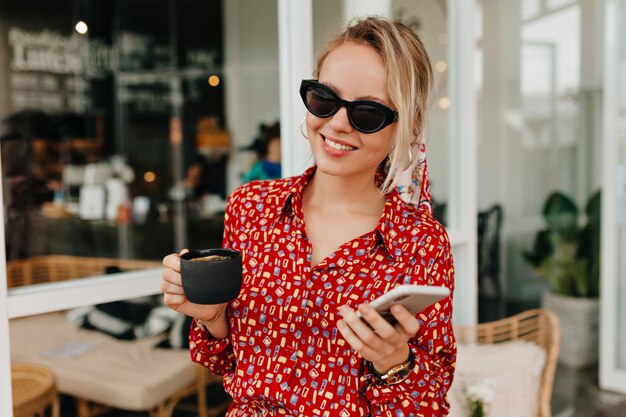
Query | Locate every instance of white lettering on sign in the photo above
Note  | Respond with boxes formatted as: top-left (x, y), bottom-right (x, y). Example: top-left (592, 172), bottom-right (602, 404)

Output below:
top-left (8, 27), bottom-right (113, 76)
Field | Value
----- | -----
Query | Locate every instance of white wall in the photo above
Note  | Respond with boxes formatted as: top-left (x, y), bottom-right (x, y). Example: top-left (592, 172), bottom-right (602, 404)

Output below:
top-left (312, 0), bottom-right (343, 58)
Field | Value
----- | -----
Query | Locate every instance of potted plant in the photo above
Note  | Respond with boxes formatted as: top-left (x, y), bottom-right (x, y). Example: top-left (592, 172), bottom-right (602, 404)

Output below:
top-left (523, 190), bottom-right (601, 368)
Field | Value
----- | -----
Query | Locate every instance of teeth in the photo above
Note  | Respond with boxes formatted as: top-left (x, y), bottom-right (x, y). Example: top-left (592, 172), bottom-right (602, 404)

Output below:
top-left (325, 137), bottom-right (356, 151)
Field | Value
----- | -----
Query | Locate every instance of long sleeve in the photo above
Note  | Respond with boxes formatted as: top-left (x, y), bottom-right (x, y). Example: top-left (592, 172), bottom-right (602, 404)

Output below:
top-left (189, 318), bottom-right (235, 376)
top-left (188, 191), bottom-right (240, 376)
top-left (359, 232), bottom-right (457, 416)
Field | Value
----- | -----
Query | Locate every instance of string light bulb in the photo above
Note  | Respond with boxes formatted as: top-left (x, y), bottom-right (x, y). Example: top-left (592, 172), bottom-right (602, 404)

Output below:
top-left (75, 21), bottom-right (88, 35)
top-left (208, 75), bottom-right (220, 87)
top-left (144, 171), bottom-right (156, 183)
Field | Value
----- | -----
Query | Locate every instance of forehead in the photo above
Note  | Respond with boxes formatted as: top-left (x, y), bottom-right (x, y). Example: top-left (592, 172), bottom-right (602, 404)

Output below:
top-left (318, 42), bottom-right (388, 101)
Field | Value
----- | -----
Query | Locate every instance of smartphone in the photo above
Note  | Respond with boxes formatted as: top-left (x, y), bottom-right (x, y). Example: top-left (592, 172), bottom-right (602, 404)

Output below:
top-left (357, 284), bottom-right (450, 326)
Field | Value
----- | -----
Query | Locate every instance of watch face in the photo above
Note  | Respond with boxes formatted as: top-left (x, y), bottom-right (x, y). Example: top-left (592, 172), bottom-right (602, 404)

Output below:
top-left (384, 367), bottom-right (412, 385)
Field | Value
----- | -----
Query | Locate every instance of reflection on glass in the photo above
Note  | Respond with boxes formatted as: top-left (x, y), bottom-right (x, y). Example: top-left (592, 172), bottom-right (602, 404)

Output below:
top-left (0, 0), bottom-right (280, 288)
top-left (3, 0), bottom-right (281, 413)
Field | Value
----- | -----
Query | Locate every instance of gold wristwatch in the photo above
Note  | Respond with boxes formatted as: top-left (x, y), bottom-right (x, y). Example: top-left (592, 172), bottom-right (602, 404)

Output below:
top-left (368, 349), bottom-right (415, 385)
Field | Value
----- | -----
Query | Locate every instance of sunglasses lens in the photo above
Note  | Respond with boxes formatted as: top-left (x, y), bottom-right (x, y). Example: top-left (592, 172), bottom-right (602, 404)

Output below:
top-left (305, 85), bottom-right (337, 117)
top-left (350, 105), bottom-right (387, 133)
top-left (301, 81), bottom-right (395, 133)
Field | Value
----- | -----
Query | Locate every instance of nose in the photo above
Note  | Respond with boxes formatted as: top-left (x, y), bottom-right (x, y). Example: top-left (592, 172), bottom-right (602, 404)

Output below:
top-left (328, 105), bottom-right (354, 133)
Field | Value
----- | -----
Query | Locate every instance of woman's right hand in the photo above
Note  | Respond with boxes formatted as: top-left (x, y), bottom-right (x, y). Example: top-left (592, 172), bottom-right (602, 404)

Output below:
top-left (161, 249), bottom-right (227, 323)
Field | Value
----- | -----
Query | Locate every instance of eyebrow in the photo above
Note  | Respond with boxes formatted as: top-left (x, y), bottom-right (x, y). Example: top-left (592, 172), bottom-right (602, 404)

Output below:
top-left (321, 81), bottom-right (392, 107)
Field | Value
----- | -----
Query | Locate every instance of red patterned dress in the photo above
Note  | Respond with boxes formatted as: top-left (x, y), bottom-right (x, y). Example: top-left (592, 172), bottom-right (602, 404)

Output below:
top-left (189, 166), bottom-right (456, 417)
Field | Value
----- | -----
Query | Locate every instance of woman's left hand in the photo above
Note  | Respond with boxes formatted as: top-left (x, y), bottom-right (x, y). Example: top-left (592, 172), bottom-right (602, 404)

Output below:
top-left (337, 303), bottom-right (419, 374)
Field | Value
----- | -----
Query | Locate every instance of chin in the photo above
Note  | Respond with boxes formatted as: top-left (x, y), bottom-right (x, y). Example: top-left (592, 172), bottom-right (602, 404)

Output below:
top-left (313, 158), bottom-right (346, 176)
top-left (314, 157), bottom-right (377, 180)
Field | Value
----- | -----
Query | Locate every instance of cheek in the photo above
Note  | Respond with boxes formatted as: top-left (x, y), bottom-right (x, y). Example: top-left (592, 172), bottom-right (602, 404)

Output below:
top-left (369, 130), bottom-right (396, 157)
top-left (306, 113), bottom-right (322, 131)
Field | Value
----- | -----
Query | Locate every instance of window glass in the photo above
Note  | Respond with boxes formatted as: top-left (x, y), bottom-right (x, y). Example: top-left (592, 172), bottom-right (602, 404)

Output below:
top-left (475, 0), bottom-right (601, 320)
top-left (0, 0), bottom-right (280, 288)
top-left (4, 0), bottom-right (279, 413)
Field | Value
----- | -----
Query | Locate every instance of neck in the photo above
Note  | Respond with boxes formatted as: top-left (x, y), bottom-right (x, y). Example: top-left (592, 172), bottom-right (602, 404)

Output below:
top-left (304, 168), bottom-right (386, 216)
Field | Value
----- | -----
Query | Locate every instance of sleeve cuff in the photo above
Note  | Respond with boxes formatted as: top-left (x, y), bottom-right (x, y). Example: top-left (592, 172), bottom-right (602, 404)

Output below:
top-left (189, 318), bottom-right (231, 356)
top-left (359, 345), bottom-right (435, 407)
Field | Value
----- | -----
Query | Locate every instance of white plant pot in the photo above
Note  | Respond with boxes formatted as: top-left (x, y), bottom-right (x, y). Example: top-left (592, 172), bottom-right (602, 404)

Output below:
top-left (541, 292), bottom-right (599, 369)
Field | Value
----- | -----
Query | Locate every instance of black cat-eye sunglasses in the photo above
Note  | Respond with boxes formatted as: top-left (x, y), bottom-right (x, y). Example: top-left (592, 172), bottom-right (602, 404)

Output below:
top-left (299, 80), bottom-right (398, 134)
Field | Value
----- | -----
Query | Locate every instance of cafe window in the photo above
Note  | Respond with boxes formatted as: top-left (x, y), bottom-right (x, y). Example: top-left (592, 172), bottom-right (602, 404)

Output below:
top-left (0, 0), bottom-right (281, 290)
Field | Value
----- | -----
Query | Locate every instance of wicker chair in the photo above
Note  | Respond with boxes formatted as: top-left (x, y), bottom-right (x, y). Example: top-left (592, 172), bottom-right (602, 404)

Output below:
top-left (11, 363), bottom-right (60, 417)
top-left (455, 309), bottom-right (560, 417)
top-left (6, 255), bottom-right (160, 288)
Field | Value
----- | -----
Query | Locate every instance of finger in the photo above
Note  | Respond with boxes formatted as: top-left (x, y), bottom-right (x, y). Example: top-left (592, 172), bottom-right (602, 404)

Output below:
top-left (162, 253), bottom-right (182, 272)
top-left (358, 304), bottom-right (404, 343)
top-left (160, 280), bottom-right (185, 295)
top-left (163, 293), bottom-right (187, 307)
top-left (336, 319), bottom-right (378, 358)
top-left (390, 304), bottom-right (420, 336)
top-left (162, 267), bottom-right (183, 286)
top-left (339, 306), bottom-right (387, 351)
top-left (179, 248), bottom-right (189, 255)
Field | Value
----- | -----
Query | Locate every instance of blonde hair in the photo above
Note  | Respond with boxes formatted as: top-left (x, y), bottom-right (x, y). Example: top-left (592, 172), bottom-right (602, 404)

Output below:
top-left (314, 17), bottom-right (433, 194)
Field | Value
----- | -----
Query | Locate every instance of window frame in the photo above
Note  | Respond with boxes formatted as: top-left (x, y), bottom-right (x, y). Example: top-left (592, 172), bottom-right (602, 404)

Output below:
top-left (599, 0), bottom-right (626, 394)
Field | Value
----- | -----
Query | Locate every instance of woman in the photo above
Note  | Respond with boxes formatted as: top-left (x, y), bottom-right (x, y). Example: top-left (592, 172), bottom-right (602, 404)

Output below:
top-left (162, 17), bottom-right (456, 416)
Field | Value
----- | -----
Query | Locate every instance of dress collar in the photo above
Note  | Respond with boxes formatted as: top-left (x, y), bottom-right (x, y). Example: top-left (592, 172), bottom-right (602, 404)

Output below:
top-left (274, 166), bottom-right (422, 261)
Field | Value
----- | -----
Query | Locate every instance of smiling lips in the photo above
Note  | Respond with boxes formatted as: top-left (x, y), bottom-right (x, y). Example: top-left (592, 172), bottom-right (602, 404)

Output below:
top-left (322, 135), bottom-right (358, 154)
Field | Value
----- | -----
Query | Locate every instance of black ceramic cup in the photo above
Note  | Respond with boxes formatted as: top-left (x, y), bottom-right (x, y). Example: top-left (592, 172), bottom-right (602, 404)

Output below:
top-left (180, 248), bottom-right (242, 305)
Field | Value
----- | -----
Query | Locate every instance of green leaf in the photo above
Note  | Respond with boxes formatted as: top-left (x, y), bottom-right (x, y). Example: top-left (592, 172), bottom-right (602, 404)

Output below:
top-left (542, 192), bottom-right (579, 238)
top-left (524, 189), bottom-right (601, 298)
top-left (523, 229), bottom-right (553, 268)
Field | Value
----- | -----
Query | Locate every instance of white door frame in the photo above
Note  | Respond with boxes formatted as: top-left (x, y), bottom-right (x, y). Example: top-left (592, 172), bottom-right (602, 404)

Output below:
top-left (278, 0), bottom-right (314, 178)
top-left (599, 0), bottom-right (626, 394)
top-left (448, 0), bottom-right (478, 326)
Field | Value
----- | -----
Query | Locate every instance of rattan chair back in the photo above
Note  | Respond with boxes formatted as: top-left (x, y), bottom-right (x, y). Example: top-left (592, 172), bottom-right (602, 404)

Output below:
top-left (455, 309), bottom-right (560, 417)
